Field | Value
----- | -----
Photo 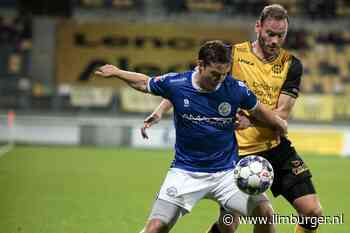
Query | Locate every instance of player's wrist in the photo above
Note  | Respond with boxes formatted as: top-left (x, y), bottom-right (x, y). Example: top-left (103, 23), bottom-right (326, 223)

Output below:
top-left (112, 68), bottom-right (123, 78)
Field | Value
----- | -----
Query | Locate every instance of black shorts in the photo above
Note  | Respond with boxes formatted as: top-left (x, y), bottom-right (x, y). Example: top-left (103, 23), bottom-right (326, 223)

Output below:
top-left (248, 137), bottom-right (316, 204)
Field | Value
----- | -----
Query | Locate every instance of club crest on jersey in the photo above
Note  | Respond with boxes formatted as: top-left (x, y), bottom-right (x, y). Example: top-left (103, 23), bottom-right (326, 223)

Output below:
top-left (218, 102), bottom-right (231, 116)
top-left (272, 64), bottom-right (283, 74)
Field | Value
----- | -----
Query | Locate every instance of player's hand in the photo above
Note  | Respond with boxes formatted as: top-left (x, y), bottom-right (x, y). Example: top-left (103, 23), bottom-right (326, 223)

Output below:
top-left (140, 113), bottom-right (162, 139)
top-left (235, 110), bottom-right (252, 130)
top-left (95, 64), bottom-right (120, 78)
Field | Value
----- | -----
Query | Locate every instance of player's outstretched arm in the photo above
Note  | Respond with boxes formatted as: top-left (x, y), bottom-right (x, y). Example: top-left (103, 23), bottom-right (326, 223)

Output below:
top-left (273, 93), bottom-right (296, 120)
top-left (249, 102), bottom-right (288, 136)
top-left (141, 99), bottom-right (173, 139)
top-left (95, 64), bottom-right (150, 93)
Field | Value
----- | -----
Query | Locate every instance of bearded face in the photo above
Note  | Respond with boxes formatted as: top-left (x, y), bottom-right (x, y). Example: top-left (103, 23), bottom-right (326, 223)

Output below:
top-left (256, 18), bottom-right (288, 59)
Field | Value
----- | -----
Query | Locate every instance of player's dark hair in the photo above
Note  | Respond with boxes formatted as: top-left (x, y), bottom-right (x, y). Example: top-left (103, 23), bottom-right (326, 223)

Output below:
top-left (259, 4), bottom-right (289, 24)
top-left (198, 40), bottom-right (231, 67)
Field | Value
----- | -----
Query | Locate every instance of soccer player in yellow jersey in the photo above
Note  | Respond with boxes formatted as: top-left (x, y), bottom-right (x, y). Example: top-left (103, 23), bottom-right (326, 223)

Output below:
top-left (141, 4), bottom-right (322, 233)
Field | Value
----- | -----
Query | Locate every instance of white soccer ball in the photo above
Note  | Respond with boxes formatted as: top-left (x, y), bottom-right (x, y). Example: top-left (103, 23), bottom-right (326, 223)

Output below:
top-left (234, 155), bottom-right (274, 195)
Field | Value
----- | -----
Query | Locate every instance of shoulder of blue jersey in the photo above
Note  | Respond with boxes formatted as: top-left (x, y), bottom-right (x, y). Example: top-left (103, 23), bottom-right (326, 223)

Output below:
top-left (224, 74), bottom-right (243, 87)
top-left (153, 71), bottom-right (190, 84)
top-left (237, 80), bottom-right (247, 88)
top-left (224, 78), bottom-right (252, 97)
top-left (153, 72), bottom-right (178, 82)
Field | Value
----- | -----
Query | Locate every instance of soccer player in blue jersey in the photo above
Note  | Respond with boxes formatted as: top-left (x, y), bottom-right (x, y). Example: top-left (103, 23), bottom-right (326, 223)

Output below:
top-left (95, 40), bottom-right (286, 233)
top-left (141, 5), bottom-right (323, 233)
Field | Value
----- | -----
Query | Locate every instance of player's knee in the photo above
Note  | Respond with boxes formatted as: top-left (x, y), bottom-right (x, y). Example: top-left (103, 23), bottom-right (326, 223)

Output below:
top-left (297, 207), bottom-right (323, 231)
top-left (218, 208), bottom-right (239, 233)
top-left (301, 205), bottom-right (323, 218)
top-left (252, 201), bottom-right (274, 218)
top-left (218, 224), bottom-right (237, 233)
top-left (217, 220), bottom-right (238, 233)
top-left (144, 219), bottom-right (169, 233)
top-left (295, 197), bottom-right (323, 218)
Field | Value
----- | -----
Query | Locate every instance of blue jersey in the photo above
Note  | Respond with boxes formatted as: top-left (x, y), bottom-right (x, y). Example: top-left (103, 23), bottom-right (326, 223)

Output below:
top-left (148, 70), bottom-right (257, 173)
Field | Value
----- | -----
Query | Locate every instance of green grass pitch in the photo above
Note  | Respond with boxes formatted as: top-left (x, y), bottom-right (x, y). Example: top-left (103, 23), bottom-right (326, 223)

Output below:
top-left (0, 146), bottom-right (348, 233)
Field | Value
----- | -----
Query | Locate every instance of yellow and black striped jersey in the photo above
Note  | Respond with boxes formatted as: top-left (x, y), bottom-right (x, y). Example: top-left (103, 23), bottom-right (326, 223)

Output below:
top-left (231, 41), bottom-right (303, 155)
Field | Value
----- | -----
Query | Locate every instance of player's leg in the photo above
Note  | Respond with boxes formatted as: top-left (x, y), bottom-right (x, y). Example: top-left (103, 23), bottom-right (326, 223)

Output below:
top-left (206, 203), bottom-right (274, 233)
top-left (205, 199), bottom-right (274, 233)
top-left (265, 137), bottom-right (322, 233)
top-left (250, 200), bottom-right (275, 233)
top-left (224, 193), bottom-right (275, 233)
top-left (283, 154), bottom-right (322, 233)
top-left (285, 179), bottom-right (322, 233)
top-left (211, 169), bottom-right (276, 233)
top-left (141, 198), bottom-right (187, 233)
top-left (141, 167), bottom-right (210, 233)
top-left (204, 207), bottom-right (239, 233)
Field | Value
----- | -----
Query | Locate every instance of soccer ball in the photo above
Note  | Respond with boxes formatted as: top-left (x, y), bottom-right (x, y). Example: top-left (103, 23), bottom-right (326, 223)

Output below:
top-left (234, 155), bottom-right (274, 195)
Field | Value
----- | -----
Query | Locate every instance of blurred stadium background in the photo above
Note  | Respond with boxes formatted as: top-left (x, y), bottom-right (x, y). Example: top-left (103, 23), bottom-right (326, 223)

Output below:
top-left (0, 0), bottom-right (349, 233)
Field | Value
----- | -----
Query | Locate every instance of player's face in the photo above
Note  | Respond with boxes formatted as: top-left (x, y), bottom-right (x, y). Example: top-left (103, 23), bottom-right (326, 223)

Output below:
top-left (255, 18), bottom-right (288, 58)
top-left (199, 62), bottom-right (231, 91)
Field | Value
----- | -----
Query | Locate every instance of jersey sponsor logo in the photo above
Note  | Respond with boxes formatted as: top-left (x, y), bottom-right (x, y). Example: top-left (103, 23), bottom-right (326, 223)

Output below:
top-left (218, 102), bottom-right (232, 117)
top-left (291, 160), bottom-right (301, 167)
top-left (238, 58), bottom-right (254, 66)
top-left (182, 114), bottom-right (233, 128)
top-left (184, 98), bottom-right (190, 107)
top-left (291, 160), bottom-right (309, 175)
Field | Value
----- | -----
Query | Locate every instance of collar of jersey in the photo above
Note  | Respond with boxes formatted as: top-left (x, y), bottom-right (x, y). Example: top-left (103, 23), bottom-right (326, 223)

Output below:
top-left (191, 70), bottom-right (222, 93)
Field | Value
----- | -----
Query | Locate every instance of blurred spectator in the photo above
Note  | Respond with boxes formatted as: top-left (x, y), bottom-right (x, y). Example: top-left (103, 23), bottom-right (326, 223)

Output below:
top-left (286, 29), bottom-right (309, 50)
top-left (303, 0), bottom-right (336, 19)
top-left (186, 0), bottom-right (224, 13)
top-left (79, 0), bottom-right (144, 11)
top-left (14, 14), bottom-right (32, 41)
top-left (0, 0), bottom-right (17, 8)
top-left (316, 32), bottom-right (349, 46)
top-left (0, 16), bottom-right (19, 45)
top-left (163, 0), bottom-right (187, 14)
top-left (0, 14), bottom-right (32, 50)
top-left (244, 0), bottom-right (267, 16)
top-left (319, 61), bottom-right (339, 75)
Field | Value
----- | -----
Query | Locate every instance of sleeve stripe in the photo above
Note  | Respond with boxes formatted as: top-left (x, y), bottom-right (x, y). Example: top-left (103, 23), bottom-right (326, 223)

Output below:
top-left (147, 78), bottom-right (152, 93)
top-left (280, 91), bottom-right (298, 98)
top-left (247, 99), bottom-right (259, 112)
